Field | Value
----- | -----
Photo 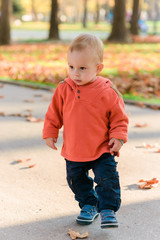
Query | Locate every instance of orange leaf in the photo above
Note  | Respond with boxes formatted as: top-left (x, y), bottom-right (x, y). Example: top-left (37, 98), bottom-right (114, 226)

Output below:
top-left (138, 179), bottom-right (144, 183)
top-left (136, 102), bottom-right (146, 108)
top-left (135, 123), bottom-right (148, 128)
top-left (16, 158), bottom-right (31, 163)
top-left (138, 178), bottom-right (159, 189)
top-left (28, 164), bottom-right (36, 168)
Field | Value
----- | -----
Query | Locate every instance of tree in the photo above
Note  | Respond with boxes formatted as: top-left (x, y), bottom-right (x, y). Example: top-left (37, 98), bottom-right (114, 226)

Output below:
top-left (48, 0), bottom-right (59, 40)
top-left (130, 0), bottom-right (140, 35)
top-left (107, 0), bottom-right (131, 43)
top-left (31, 0), bottom-right (38, 21)
top-left (12, 0), bottom-right (24, 16)
top-left (82, 0), bottom-right (88, 28)
top-left (0, 0), bottom-right (11, 45)
top-left (95, 0), bottom-right (100, 24)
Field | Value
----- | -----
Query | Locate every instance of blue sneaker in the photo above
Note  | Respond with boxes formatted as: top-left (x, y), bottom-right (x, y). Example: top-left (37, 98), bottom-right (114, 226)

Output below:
top-left (100, 209), bottom-right (118, 228)
top-left (76, 205), bottom-right (99, 225)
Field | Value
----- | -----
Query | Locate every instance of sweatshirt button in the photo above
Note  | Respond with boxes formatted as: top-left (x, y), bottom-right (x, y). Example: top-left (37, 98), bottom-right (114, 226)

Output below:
top-left (78, 96), bottom-right (80, 99)
top-left (77, 90), bottom-right (80, 93)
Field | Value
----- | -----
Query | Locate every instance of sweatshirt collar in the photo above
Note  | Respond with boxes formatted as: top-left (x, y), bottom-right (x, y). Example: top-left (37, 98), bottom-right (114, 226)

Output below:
top-left (65, 76), bottom-right (111, 90)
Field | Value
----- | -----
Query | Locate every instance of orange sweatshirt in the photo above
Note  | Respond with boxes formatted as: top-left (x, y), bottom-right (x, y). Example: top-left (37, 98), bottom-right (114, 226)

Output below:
top-left (43, 76), bottom-right (128, 162)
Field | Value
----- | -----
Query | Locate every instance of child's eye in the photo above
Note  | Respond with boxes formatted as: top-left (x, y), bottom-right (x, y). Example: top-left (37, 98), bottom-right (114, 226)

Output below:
top-left (80, 67), bottom-right (86, 70)
top-left (69, 65), bottom-right (74, 69)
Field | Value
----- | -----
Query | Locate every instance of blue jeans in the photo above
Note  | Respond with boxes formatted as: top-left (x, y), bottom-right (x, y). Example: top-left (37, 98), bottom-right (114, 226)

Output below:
top-left (66, 153), bottom-right (121, 212)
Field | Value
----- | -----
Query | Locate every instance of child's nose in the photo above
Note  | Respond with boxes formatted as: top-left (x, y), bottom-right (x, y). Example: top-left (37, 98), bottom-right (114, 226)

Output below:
top-left (75, 69), bottom-right (80, 76)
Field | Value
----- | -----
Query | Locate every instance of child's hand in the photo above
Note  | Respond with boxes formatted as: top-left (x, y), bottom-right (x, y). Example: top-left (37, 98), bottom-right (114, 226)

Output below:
top-left (108, 138), bottom-right (123, 155)
top-left (45, 137), bottom-right (57, 150)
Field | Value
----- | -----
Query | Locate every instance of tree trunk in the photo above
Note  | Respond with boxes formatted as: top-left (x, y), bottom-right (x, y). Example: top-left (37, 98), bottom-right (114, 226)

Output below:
top-left (31, 0), bottom-right (38, 21)
top-left (48, 0), bottom-right (59, 40)
top-left (107, 0), bottom-right (131, 43)
top-left (0, 0), bottom-right (11, 45)
top-left (82, 0), bottom-right (87, 28)
top-left (95, 0), bottom-right (100, 24)
top-left (130, 0), bottom-right (140, 35)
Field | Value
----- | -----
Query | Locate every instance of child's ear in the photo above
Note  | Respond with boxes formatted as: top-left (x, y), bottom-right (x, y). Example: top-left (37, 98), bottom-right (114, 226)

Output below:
top-left (97, 63), bottom-right (104, 74)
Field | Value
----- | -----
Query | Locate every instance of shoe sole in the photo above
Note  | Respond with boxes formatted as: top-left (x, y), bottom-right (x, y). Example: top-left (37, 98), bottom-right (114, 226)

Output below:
top-left (101, 223), bottom-right (118, 229)
top-left (76, 213), bottom-right (99, 225)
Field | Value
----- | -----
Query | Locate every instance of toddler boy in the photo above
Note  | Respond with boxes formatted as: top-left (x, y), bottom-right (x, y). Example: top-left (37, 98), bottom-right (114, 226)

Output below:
top-left (43, 34), bottom-right (128, 228)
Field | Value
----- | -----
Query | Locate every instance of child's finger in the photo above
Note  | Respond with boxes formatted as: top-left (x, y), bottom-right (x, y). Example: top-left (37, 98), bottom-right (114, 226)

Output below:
top-left (108, 138), bottom-right (114, 146)
top-left (110, 143), bottom-right (119, 153)
top-left (51, 143), bottom-right (57, 150)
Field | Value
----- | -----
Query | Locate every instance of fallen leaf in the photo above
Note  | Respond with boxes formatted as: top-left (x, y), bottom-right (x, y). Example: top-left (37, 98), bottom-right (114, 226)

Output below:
top-left (68, 229), bottom-right (89, 240)
top-left (138, 178), bottom-right (159, 189)
top-left (28, 164), bottom-right (36, 168)
top-left (16, 158), bottom-right (31, 163)
top-left (16, 160), bottom-right (23, 163)
top-left (9, 113), bottom-right (22, 117)
top-left (136, 102), bottom-right (146, 108)
top-left (24, 99), bottom-right (35, 103)
top-left (142, 143), bottom-right (160, 149)
top-left (0, 112), bottom-right (6, 116)
top-left (25, 116), bottom-right (43, 122)
top-left (150, 105), bottom-right (159, 110)
top-left (135, 123), bottom-right (148, 128)
top-left (33, 94), bottom-right (43, 97)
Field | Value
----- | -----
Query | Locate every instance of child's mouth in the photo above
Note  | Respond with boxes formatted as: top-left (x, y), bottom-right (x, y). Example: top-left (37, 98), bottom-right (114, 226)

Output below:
top-left (74, 79), bottom-right (82, 83)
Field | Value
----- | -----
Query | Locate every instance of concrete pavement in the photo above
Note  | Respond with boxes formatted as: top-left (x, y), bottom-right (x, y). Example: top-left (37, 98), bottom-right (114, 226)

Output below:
top-left (11, 29), bottom-right (109, 42)
top-left (0, 83), bottom-right (160, 240)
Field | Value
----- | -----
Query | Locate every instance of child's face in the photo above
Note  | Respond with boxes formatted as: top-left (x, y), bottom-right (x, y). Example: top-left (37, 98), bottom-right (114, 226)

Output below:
top-left (67, 48), bottom-right (103, 86)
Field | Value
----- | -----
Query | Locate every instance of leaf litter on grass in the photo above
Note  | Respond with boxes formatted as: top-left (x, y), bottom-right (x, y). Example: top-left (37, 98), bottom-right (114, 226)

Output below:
top-left (1, 42), bottom-right (160, 100)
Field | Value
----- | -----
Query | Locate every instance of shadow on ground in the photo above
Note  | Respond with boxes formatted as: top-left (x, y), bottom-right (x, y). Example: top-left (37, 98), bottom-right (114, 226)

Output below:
top-left (0, 199), bottom-right (159, 240)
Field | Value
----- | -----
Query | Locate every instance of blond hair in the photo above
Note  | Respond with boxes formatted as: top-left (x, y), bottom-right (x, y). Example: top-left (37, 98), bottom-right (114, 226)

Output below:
top-left (68, 33), bottom-right (104, 63)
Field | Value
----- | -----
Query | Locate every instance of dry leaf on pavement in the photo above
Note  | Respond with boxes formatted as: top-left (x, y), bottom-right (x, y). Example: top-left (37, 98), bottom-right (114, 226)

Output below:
top-left (136, 102), bottom-right (146, 108)
top-left (138, 178), bottom-right (159, 189)
top-left (142, 143), bottom-right (160, 149)
top-left (25, 116), bottom-right (43, 122)
top-left (68, 229), bottom-right (89, 240)
top-left (135, 123), bottom-right (148, 128)
top-left (24, 99), bottom-right (35, 103)
top-left (0, 112), bottom-right (6, 116)
top-left (33, 94), bottom-right (43, 97)
top-left (28, 164), bottom-right (36, 168)
top-left (16, 158), bottom-right (31, 163)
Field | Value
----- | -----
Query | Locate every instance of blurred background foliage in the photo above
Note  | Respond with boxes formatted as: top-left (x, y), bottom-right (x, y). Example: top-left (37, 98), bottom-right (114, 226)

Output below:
top-left (0, 0), bottom-right (160, 104)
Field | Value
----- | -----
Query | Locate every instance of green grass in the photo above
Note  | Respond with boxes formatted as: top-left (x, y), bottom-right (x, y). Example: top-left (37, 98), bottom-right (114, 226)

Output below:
top-left (11, 21), bottom-right (110, 32)
top-left (11, 20), bottom-right (160, 34)
top-left (0, 77), bottom-right (56, 88)
top-left (147, 21), bottom-right (160, 34)
top-left (123, 93), bottom-right (160, 105)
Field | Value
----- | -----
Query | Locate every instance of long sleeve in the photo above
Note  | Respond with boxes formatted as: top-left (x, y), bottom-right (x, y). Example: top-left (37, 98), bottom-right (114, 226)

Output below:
top-left (43, 86), bottom-right (63, 139)
top-left (108, 97), bottom-right (128, 143)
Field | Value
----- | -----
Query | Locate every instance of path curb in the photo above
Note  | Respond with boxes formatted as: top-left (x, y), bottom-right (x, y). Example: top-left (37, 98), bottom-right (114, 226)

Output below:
top-left (1, 79), bottom-right (160, 110)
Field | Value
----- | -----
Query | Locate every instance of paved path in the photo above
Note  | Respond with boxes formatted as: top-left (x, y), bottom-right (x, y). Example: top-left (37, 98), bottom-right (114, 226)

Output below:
top-left (0, 83), bottom-right (160, 240)
top-left (11, 29), bottom-right (109, 41)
